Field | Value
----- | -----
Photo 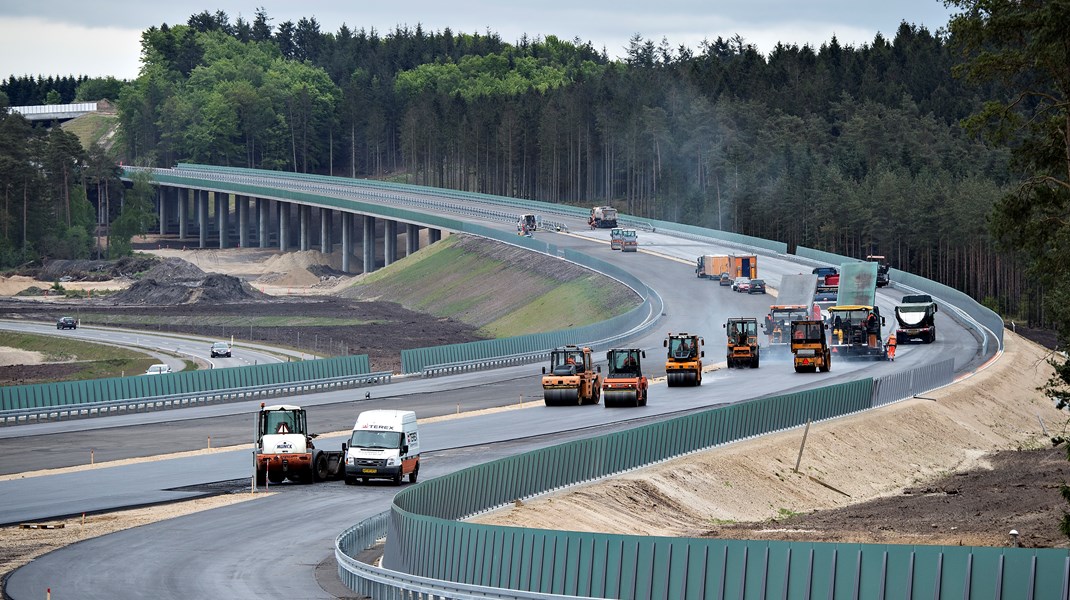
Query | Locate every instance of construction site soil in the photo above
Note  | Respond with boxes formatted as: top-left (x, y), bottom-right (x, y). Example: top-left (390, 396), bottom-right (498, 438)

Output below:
top-left (0, 252), bottom-right (487, 375)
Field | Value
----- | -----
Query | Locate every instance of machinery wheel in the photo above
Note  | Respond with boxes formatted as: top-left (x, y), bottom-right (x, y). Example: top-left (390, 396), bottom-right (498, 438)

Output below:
top-left (268, 471), bottom-right (285, 484)
top-left (694, 370), bottom-right (702, 386)
top-left (544, 388), bottom-right (579, 406)
top-left (409, 463), bottom-right (419, 483)
top-left (751, 355), bottom-right (760, 368)
top-left (667, 372), bottom-right (678, 387)
top-left (255, 467), bottom-right (267, 487)
top-left (639, 389), bottom-right (648, 406)
top-left (794, 365), bottom-right (804, 373)
top-left (313, 453), bottom-right (329, 482)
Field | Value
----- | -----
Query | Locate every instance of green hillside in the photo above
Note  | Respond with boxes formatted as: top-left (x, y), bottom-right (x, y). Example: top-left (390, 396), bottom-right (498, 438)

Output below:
top-left (344, 234), bottom-right (640, 337)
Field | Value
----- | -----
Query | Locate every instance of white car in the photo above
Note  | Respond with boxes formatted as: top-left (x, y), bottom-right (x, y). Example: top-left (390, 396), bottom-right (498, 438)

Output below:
top-left (144, 364), bottom-right (173, 375)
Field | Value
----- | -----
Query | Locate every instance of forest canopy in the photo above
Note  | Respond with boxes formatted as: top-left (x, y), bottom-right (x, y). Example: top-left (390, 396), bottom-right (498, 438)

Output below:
top-left (0, 8), bottom-right (1041, 326)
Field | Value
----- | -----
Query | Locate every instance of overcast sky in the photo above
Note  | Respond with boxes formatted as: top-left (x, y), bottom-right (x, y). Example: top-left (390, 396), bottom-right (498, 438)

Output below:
top-left (0, 1), bottom-right (956, 80)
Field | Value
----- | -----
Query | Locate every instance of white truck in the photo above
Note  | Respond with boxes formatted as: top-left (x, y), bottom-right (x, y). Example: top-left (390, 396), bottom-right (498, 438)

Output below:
top-left (344, 409), bottom-right (421, 485)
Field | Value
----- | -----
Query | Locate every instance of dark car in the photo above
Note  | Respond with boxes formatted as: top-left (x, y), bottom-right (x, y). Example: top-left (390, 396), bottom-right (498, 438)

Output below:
top-left (748, 279), bottom-right (767, 294)
top-left (56, 316), bottom-right (77, 330)
top-left (210, 341), bottom-right (232, 358)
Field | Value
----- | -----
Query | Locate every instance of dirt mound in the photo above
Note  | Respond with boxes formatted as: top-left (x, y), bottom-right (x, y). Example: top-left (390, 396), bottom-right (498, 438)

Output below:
top-left (35, 256), bottom-right (159, 282)
top-left (110, 257), bottom-right (267, 305)
top-left (139, 257), bottom-right (207, 280)
top-left (255, 250), bottom-right (343, 287)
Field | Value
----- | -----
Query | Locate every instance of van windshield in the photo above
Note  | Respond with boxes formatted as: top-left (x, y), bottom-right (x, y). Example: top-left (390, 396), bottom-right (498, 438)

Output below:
top-left (350, 430), bottom-right (402, 450)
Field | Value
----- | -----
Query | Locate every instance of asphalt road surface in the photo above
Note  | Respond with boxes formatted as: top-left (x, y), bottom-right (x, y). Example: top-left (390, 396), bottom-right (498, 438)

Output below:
top-left (3, 211), bottom-right (995, 600)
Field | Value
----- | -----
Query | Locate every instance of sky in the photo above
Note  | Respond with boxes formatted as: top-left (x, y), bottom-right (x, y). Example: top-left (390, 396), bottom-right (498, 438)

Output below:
top-left (0, 1), bottom-right (957, 80)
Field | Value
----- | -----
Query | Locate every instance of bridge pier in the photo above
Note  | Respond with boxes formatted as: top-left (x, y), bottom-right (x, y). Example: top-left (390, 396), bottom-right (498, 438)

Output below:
top-left (299, 205), bottom-right (311, 251)
top-left (362, 215), bottom-right (376, 274)
top-left (158, 187), bottom-right (168, 236)
top-left (197, 190), bottom-right (209, 248)
top-left (238, 195), bottom-right (248, 248)
top-left (406, 224), bottom-right (420, 255)
top-left (178, 189), bottom-right (189, 242)
top-left (320, 208), bottom-right (332, 253)
top-left (341, 213), bottom-right (353, 273)
top-left (384, 220), bottom-right (397, 266)
top-left (429, 228), bottom-right (441, 244)
top-left (257, 199), bottom-right (268, 248)
top-left (216, 193), bottom-right (229, 249)
top-left (278, 201), bottom-right (290, 251)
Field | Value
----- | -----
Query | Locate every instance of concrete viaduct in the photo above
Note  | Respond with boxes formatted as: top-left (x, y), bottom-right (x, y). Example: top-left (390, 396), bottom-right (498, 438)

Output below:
top-left (151, 184), bottom-right (443, 274)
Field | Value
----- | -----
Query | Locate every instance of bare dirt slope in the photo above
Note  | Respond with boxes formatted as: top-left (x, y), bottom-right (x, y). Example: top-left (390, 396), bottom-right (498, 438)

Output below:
top-left (478, 333), bottom-right (1070, 548)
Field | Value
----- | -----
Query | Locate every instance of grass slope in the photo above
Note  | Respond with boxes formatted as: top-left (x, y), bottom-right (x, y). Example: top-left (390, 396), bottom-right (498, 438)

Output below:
top-left (0, 331), bottom-right (158, 382)
top-left (344, 234), bottom-right (640, 337)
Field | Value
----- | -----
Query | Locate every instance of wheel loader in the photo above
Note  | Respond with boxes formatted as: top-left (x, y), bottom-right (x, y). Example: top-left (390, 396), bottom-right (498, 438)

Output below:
top-left (541, 345), bottom-right (601, 406)
top-left (790, 320), bottom-right (831, 373)
top-left (724, 317), bottom-right (760, 368)
top-left (664, 332), bottom-right (704, 386)
top-left (254, 403), bottom-right (345, 486)
top-left (603, 348), bottom-right (648, 407)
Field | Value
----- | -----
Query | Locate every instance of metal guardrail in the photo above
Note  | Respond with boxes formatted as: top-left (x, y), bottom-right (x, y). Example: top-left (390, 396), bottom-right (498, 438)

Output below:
top-left (0, 371), bottom-right (392, 426)
top-left (423, 350), bottom-right (551, 377)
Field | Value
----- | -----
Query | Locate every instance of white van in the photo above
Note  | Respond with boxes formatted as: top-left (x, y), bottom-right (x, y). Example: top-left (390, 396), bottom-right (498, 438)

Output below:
top-left (344, 410), bottom-right (420, 485)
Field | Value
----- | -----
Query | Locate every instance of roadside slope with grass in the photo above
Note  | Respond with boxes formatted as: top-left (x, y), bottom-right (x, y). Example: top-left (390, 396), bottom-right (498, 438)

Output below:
top-left (342, 234), bottom-right (640, 336)
top-left (0, 330), bottom-right (160, 384)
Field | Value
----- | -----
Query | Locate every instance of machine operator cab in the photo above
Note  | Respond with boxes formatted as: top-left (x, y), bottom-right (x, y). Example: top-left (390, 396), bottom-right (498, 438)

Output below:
top-left (546, 346), bottom-right (590, 376)
top-left (667, 336), bottom-right (699, 360)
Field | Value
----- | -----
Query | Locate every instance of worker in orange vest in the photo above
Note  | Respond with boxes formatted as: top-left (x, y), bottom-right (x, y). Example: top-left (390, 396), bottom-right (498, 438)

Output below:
top-left (886, 332), bottom-right (897, 361)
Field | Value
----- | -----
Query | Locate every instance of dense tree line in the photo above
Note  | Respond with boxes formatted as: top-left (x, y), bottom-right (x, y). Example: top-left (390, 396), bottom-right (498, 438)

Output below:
top-left (946, 0), bottom-right (1070, 536)
top-left (0, 13), bottom-right (1028, 322)
top-left (0, 92), bottom-right (153, 266)
top-left (1, 75), bottom-right (88, 105)
top-left (100, 10), bottom-right (1030, 321)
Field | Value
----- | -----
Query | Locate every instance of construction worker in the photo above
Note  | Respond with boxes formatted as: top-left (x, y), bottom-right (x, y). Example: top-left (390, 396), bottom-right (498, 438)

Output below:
top-left (886, 332), bottom-right (897, 361)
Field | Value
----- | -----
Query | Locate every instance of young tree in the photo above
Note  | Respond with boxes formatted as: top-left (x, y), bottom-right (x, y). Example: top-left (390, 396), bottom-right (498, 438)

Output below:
top-left (109, 170), bottom-right (156, 257)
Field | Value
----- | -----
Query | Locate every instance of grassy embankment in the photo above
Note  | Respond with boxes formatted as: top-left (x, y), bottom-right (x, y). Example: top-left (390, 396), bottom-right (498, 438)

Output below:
top-left (347, 234), bottom-right (640, 336)
top-left (0, 331), bottom-right (162, 383)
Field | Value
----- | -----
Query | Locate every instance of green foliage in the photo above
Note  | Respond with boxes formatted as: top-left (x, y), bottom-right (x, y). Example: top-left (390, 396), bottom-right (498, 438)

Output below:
top-left (109, 170), bottom-right (157, 257)
top-left (113, 9), bottom-right (1034, 323)
top-left (947, 0), bottom-right (1070, 541)
top-left (75, 77), bottom-right (126, 101)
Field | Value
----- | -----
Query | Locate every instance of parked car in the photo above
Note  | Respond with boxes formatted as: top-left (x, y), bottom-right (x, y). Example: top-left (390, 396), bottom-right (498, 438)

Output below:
top-left (144, 364), bottom-right (173, 375)
top-left (748, 279), bottom-right (767, 294)
top-left (718, 272), bottom-right (732, 286)
top-left (210, 341), bottom-right (232, 358)
top-left (56, 316), bottom-right (77, 330)
top-left (731, 277), bottom-right (751, 292)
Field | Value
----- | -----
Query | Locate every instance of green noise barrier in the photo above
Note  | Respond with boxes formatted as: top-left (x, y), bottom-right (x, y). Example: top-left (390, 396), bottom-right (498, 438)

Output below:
top-left (0, 354), bottom-right (370, 411)
top-left (373, 376), bottom-right (1068, 598)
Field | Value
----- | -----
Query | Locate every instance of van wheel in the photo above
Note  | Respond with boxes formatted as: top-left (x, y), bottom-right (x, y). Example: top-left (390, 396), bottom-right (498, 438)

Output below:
top-left (409, 464), bottom-right (419, 483)
top-left (393, 473), bottom-right (403, 485)
top-left (344, 476), bottom-right (356, 485)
